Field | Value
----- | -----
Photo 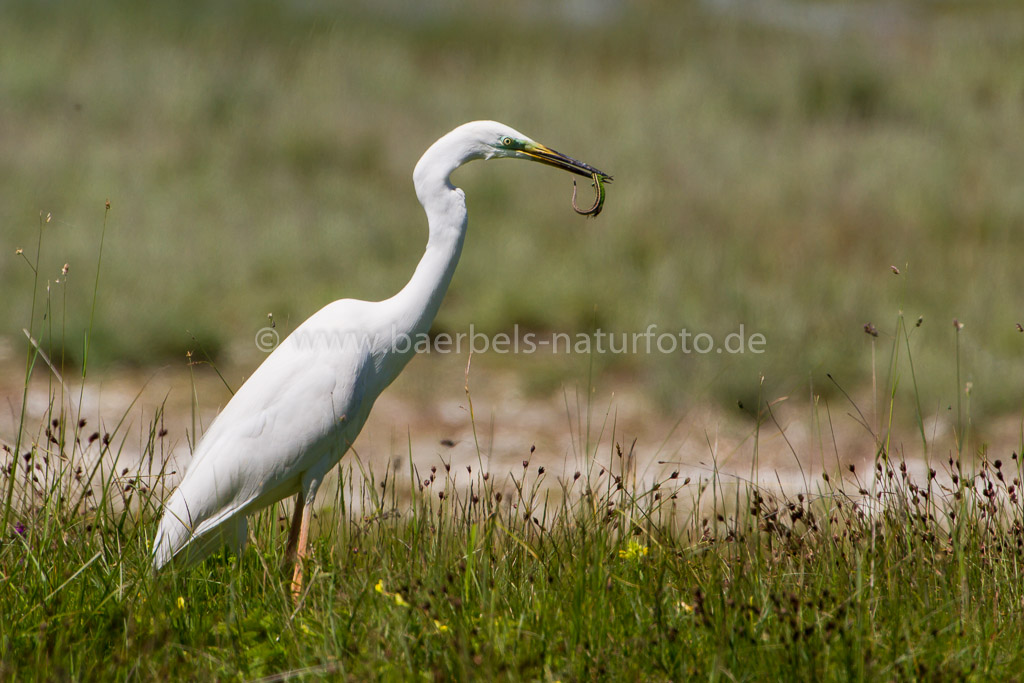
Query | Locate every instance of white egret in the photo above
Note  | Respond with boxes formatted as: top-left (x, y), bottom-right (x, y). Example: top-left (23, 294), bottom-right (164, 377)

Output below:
top-left (151, 121), bottom-right (611, 596)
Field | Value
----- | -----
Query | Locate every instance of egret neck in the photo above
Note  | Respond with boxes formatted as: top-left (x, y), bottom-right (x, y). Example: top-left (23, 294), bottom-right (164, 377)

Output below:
top-left (382, 133), bottom-right (471, 368)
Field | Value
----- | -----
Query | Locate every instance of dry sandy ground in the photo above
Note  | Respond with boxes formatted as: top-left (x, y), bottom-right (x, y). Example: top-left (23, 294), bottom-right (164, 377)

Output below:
top-left (1, 352), bottom-right (1019, 521)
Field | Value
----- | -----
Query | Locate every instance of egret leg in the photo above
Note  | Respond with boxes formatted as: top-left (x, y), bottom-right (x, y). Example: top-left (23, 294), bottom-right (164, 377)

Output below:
top-left (285, 471), bottom-right (325, 601)
top-left (284, 489), bottom-right (312, 600)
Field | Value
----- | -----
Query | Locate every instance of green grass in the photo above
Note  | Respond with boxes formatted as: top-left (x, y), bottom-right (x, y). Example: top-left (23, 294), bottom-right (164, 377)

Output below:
top-left (2, 0), bottom-right (1024, 417)
top-left (4, 385), bottom-right (1024, 680)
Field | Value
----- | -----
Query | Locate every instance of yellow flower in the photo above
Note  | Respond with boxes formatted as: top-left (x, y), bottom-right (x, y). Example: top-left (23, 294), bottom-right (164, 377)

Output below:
top-left (679, 601), bottom-right (694, 613)
top-left (433, 619), bottom-right (449, 633)
top-left (375, 578), bottom-right (413, 609)
top-left (176, 596), bottom-right (185, 610)
top-left (618, 539), bottom-right (649, 560)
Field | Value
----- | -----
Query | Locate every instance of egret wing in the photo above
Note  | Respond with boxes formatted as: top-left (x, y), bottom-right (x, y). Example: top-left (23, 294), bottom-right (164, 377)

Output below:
top-left (153, 320), bottom-right (368, 568)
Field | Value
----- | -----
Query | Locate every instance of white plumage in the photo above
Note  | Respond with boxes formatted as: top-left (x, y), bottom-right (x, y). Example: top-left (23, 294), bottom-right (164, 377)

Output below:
top-left (151, 121), bottom-right (610, 593)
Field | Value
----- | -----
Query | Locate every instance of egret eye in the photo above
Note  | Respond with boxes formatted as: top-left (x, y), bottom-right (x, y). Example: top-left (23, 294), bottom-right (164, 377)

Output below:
top-left (502, 136), bottom-right (513, 147)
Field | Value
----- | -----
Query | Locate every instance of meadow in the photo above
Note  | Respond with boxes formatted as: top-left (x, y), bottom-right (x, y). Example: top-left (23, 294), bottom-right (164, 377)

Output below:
top-left (3, 0), bottom-right (1024, 679)
top-left (4, 361), bottom-right (1024, 679)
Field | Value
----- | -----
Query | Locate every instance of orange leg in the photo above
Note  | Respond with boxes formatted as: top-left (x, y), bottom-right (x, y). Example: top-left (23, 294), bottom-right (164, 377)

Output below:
top-left (284, 489), bottom-right (312, 601)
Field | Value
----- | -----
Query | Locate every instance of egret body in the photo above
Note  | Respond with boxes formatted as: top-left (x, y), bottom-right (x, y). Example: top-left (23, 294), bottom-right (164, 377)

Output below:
top-left (152, 121), bottom-right (611, 595)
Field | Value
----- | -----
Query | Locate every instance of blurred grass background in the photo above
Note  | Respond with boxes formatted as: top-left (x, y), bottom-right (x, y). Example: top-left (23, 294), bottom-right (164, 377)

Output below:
top-left (1, 0), bottom-right (1022, 419)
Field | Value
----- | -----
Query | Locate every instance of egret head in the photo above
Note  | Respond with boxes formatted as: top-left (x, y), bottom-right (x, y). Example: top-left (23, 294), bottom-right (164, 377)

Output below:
top-left (417, 120), bottom-right (612, 186)
top-left (478, 121), bottom-right (612, 182)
